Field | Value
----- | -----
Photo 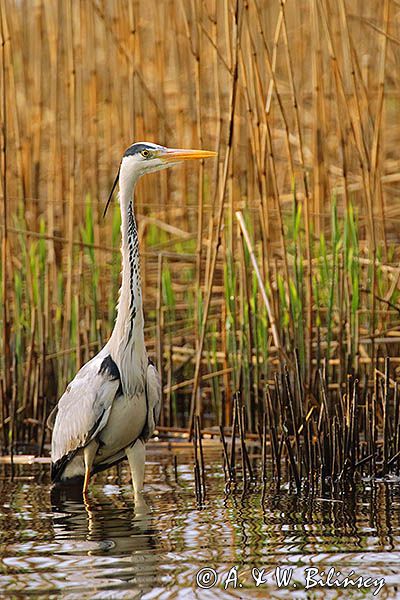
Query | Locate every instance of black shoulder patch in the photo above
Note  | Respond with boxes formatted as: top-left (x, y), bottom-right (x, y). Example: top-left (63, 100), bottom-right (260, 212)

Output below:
top-left (99, 355), bottom-right (121, 381)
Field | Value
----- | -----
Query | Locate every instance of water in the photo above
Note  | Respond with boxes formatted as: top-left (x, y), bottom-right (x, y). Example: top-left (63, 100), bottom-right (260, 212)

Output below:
top-left (1, 443), bottom-right (400, 599)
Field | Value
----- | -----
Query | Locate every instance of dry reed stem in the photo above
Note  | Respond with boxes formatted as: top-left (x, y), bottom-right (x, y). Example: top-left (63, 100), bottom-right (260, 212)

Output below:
top-left (0, 0), bottom-right (398, 450)
top-left (188, 0), bottom-right (241, 436)
top-left (235, 211), bottom-right (281, 350)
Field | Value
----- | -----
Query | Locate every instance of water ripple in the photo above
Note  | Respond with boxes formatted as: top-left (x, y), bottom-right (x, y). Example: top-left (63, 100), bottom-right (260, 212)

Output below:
top-left (0, 451), bottom-right (399, 597)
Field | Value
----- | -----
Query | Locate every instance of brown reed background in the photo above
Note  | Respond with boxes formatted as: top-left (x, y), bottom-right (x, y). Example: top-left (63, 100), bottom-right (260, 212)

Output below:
top-left (1, 0), bottom-right (400, 454)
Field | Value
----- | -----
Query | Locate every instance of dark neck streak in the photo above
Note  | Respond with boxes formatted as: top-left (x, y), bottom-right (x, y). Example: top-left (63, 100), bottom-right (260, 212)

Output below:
top-left (108, 189), bottom-right (144, 359)
top-left (107, 172), bottom-right (146, 395)
top-left (126, 202), bottom-right (141, 346)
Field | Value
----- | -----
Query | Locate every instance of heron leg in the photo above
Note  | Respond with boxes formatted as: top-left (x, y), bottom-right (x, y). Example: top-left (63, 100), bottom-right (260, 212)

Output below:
top-left (126, 439), bottom-right (145, 499)
top-left (83, 439), bottom-right (99, 495)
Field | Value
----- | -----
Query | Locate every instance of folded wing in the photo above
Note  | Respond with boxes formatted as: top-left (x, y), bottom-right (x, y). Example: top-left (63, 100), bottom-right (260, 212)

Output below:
top-left (51, 353), bottom-right (121, 481)
top-left (142, 359), bottom-right (161, 441)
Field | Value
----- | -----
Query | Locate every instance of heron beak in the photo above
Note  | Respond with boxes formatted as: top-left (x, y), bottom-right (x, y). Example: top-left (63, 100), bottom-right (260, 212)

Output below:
top-left (160, 148), bottom-right (217, 163)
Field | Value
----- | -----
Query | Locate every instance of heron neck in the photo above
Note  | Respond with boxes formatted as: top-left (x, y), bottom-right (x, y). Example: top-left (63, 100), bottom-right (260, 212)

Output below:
top-left (108, 177), bottom-right (146, 389)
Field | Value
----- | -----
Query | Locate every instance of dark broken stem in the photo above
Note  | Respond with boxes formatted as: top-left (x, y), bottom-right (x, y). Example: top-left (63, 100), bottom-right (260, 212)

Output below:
top-left (219, 425), bottom-right (231, 482)
top-left (239, 404), bottom-right (253, 483)
top-left (10, 352), bottom-right (17, 480)
top-left (229, 394), bottom-right (238, 481)
top-left (360, 287), bottom-right (400, 316)
top-left (192, 419), bottom-right (202, 503)
top-left (383, 357), bottom-right (390, 474)
top-left (261, 411), bottom-right (268, 504)
top-left (196, 415), bottom-right (206, 500)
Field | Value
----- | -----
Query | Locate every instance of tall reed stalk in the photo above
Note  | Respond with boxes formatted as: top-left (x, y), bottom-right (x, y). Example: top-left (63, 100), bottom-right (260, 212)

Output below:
top-left (0, 0), bottom-right (399, 452)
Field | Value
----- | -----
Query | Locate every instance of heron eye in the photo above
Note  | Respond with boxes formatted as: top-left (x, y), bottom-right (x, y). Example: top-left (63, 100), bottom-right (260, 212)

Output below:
top-left (141, 149), bottom-right (150, 158)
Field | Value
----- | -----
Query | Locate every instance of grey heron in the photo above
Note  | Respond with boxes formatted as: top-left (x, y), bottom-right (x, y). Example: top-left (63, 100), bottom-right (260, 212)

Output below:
top-left (47, 142), bottom-right (216, 499)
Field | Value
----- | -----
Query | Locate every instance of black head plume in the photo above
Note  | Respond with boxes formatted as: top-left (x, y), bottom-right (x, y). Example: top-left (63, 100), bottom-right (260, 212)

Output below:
top-left (103, 165), bottom-right (120, 218)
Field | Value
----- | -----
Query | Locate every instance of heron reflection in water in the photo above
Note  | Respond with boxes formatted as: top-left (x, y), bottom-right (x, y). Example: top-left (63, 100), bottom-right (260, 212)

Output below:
top-left (51, 483), bottom-right (161, 592)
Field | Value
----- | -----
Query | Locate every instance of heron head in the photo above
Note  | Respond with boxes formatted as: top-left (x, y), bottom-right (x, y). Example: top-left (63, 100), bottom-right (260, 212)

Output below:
top-left (104, 142), bottom-right (216, 216)
top-left (123, 142), bottom-right (216, 175)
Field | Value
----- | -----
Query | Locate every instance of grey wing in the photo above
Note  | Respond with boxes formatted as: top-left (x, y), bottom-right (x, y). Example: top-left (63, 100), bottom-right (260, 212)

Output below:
top-left (51, 354), bottom-right (121, 479)
top-left (143, 359), bottom-right (162, 441)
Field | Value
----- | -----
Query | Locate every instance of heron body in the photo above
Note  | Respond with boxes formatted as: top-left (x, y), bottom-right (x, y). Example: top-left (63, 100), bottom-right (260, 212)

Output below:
top-left (48, 142), bottom-right (216, 499)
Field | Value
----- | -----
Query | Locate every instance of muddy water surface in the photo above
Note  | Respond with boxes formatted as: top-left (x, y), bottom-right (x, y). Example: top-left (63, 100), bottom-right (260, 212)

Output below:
top-left (0, 443), bottom-right (399, 598)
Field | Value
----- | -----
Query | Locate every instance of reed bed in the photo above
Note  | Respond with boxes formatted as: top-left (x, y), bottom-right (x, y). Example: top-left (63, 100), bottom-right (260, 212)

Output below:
top-left (0, 0), bottom-right (400, 490)
top-left (194, 357), bottom-right (400, 501)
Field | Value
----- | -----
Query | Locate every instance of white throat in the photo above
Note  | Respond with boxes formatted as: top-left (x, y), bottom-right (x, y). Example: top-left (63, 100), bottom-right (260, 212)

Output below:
top-left (106, 163), bottom-right (147, 395)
